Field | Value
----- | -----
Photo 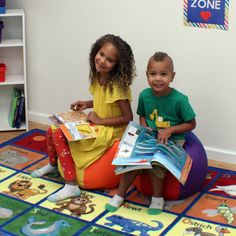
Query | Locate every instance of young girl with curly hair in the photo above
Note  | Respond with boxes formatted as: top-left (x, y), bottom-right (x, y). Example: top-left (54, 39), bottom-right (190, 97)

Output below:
top-left (31, 34), bottom-right (136, 203)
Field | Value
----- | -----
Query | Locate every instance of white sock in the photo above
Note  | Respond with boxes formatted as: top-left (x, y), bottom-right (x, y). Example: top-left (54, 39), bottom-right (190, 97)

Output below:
top-left (107, 194), bottom-right (124, 208)
top-left (149, 196), bottom-right (164, 210)
top-left (47, 184), bottom-right (81, 203)
top-left (31, 164), bottom-right (58, 178)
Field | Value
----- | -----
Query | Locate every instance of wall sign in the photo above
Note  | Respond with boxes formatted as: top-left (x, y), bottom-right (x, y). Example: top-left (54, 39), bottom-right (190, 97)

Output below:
top-left (184, 0), bottom-right (229, 30)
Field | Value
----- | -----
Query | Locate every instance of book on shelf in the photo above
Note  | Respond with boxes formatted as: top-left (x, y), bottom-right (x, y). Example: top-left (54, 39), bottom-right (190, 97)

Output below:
top-left (49, 110), bottom-right (98, 141)
top-left (12, 91), bottom-right (21, 127)
top-left (14, 89), bottom-right (25, 128)
top-left (8, 87), bottom-right (21, 127)
top-left (112, 121), bottom-right (192, 185)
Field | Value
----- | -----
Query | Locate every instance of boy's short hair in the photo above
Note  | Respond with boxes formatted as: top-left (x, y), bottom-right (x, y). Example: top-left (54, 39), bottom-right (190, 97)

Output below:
top-left (149, 52), bottom-right (174, 71)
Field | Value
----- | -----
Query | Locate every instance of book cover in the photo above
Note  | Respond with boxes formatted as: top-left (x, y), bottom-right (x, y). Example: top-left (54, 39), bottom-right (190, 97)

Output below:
top-left (49, 110), bottom-right (98, 141)
top-left (112, 121), bottom-right (192, 185)
top-left (14, 89), bottom-right (25, 128)
top-left (59, 122), bottom-right (97, 141)
top-left (12, 93), bottom-right (21, 127)
top-left (8, 88), bottom-right (21, 127)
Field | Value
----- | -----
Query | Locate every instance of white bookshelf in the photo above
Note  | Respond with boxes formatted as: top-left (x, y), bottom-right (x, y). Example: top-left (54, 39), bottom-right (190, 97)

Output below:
top-left (0, 9), bottom-right (28, 131)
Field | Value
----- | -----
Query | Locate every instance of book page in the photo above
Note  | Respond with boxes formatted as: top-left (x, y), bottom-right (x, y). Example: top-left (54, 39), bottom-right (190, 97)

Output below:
top-left (54, 111), bottom-right (87, 124)
top-left (59, 122), bottom-right (97, 141)
top-left (48, 110), bottom-right (98, 141)
top-left (112, 122), bottom-right (156, 166)
top-left (151, 142), bottom-right (192, 185)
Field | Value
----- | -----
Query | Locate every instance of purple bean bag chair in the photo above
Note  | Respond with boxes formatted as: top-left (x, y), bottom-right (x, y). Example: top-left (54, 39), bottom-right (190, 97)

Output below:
top-left (134, 132), bottom-right (208, 200)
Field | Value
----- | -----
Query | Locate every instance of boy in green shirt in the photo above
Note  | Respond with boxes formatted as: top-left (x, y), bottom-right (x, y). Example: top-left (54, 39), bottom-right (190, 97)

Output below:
top-left (106, 52), bottom-right (196, 215)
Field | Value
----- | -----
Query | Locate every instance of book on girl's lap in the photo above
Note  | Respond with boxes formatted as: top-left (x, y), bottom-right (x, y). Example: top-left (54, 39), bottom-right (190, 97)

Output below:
top-left (49, 110), bottom-right (97, 141)
top-left (112, 121), bottom-right (192, 185)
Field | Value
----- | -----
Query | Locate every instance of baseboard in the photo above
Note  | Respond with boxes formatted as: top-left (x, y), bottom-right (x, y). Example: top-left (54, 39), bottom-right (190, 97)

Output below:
top-left (28, 111), bottom-right (51, 126)
top-left (29, 111), bottom-right (236, 165)
top-left (205, 146), bottom-right (236, 165)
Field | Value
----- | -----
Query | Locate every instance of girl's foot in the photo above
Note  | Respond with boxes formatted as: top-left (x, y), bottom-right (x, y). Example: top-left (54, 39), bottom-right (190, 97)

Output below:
top-left (47, 184), bottom-right (81, 203)
top-left (31, 164), bottom-right (58, 178)
top-left (105, 194), bottom-right (124, 212)
top-left (148, 197), bottom-right (164, 215)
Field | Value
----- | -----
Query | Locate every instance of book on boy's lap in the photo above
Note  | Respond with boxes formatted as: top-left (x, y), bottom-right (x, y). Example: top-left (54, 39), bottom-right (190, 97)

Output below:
top-left (49, 110), bottom-right (98, 141)
top-left (112, 121), bottom-right (193, 185)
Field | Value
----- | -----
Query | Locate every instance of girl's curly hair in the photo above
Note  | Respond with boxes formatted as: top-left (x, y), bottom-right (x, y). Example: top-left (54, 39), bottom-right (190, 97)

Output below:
top-left (89, 34), bottom-right (136, 94)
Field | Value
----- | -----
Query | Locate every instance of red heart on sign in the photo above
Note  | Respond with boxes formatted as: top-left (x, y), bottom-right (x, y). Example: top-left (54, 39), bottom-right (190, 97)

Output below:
top-left (200, 11), bottom-right (211, 21)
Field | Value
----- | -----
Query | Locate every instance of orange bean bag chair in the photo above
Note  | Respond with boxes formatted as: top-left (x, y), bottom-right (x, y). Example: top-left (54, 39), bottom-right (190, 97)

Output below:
top-left (58, 141), bottom-right (120, 189)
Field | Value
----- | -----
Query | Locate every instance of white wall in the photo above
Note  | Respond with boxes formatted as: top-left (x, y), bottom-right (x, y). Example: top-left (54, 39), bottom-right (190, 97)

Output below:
top-left (7, 0), bottom-right (236, 164)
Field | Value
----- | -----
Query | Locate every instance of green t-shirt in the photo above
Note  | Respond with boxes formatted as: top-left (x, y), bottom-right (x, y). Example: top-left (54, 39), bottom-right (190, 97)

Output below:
top-left (137, 88), bottom-right (196, 141)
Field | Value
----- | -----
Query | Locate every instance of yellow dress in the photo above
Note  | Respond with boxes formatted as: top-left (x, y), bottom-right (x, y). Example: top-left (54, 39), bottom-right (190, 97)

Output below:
top-left (68, 78), bottom-right (132, 172)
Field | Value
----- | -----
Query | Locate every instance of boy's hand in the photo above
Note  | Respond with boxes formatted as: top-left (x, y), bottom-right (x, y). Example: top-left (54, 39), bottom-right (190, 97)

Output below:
top-left (87, 111), bottom-right (101, 124)
top-left (70, 101), bottom-right (87, 111)
top-left (157, 128), bottom-right (172, 144)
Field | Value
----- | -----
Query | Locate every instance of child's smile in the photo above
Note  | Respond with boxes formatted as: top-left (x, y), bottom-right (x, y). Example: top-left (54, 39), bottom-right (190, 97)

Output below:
top-left (146, 58), bottom-right (175, 96)
top-left (95, 42), bottom-right (118, 76)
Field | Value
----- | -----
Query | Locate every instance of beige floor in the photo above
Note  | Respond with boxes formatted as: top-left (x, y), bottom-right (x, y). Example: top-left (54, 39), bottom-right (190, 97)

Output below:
top-left (1, 121), bottom-right (236, 171)
top-left (0, 121), bottom-right (49, 144)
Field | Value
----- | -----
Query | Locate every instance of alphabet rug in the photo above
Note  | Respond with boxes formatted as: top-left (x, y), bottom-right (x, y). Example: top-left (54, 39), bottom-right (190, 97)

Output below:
top-left (0, 129), bottom-right (235, 235)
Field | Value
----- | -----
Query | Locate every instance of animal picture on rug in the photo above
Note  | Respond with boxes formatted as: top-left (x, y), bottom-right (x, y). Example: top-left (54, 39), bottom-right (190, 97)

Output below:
top-left (53, 192), bottom-right (96, 217)
top-left (203, 204), bottom-right (236, 225)
top-left (105, 214), bottom-right (163, 236)
top-left (2, 179), bottom-right (48, 200)
top-left (0, 146), bottom-right (45, 169)
top-left (21, 216), bottom-right (70, 236)
top-left (0, 150), bottom-right (28, 167)
top-left (183, 225), bottom-right (230, 236)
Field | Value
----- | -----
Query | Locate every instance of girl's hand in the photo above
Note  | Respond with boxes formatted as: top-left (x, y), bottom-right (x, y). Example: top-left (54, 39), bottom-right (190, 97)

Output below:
top-left (87, 111), bottom-right (101, 125)
top-left (157, 128), bottom-right (173, 145)
top-left (70, 101), bottom-right (87, 111)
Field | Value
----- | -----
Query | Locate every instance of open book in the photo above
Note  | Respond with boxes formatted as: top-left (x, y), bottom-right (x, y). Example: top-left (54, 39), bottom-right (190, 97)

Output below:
top-left (112, 121), bottom-right (192, 185)
top-left (49, 111), bottom-right (97, 141)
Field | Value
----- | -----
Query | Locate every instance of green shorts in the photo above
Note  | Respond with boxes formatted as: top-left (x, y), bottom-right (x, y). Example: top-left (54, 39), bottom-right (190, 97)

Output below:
top-left (144, 139), bottom-right (185, 179)
top-left (149, 164), bottom-right (167, 179)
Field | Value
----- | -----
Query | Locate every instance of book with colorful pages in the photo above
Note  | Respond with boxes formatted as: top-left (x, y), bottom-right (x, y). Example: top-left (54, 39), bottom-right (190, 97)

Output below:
top-left (49, 110), bottom-right (98, 141)
top-left (112, 121), bottom-right (192, 185)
